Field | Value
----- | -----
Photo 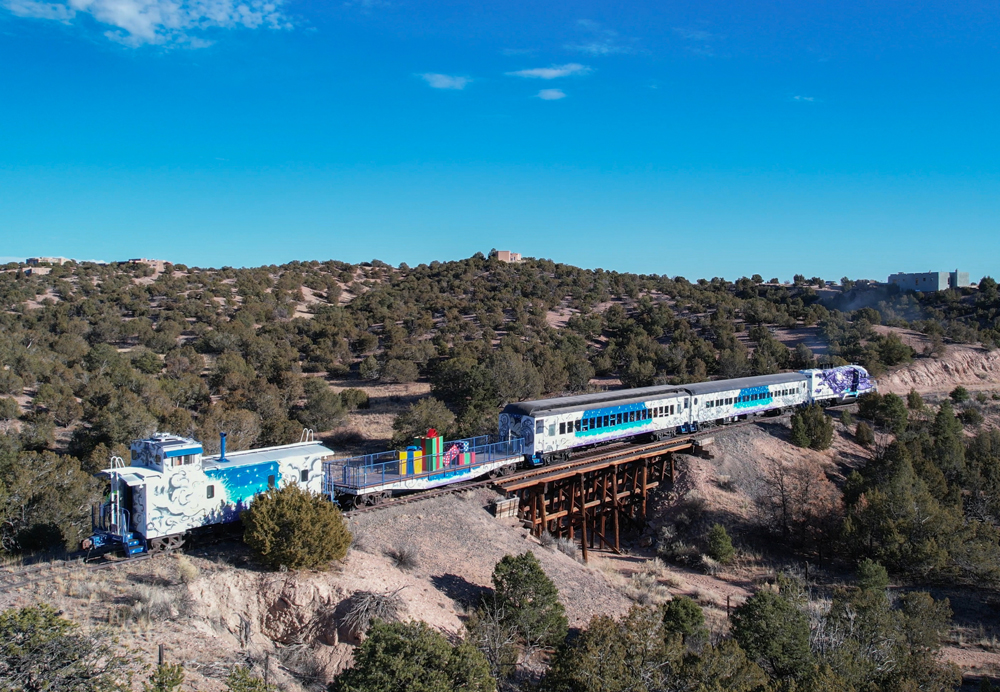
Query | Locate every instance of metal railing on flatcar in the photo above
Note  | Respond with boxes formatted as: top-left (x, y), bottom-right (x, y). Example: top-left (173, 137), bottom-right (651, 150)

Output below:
top-left (324, 435), bottom-right (524, 493)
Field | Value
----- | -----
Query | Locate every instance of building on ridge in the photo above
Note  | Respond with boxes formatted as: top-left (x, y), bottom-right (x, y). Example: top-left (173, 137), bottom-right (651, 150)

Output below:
top-left (888, 270), bottom-right (971, 292)
top-left (495, 251), bottom-right (522, 263)
top-left (25, 257), bottom-right (71, 266)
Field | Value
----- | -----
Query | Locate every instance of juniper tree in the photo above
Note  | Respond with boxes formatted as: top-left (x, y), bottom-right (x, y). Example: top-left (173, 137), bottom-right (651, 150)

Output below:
top-left (242, 483), bottom-right (352, 570)
top-left (490, 551), bottom-right (568, 653)
top-left (790, 403), bottom-right (834, 450)
top-left (330, 621), bottom-right (494, 692)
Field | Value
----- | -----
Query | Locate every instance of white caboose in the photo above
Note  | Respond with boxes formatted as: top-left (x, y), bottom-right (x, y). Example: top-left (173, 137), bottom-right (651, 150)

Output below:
top-left (86, 432), bottom-right (332, 554)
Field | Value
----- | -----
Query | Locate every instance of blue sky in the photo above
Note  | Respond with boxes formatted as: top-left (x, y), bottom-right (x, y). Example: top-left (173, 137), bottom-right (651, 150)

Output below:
top-left (1, 1), bottom-right (998, 281)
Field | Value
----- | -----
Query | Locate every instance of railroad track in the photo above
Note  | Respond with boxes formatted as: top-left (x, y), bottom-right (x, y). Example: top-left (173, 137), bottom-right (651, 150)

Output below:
top-left (0, 531), bottom-right (240, 593)
top-left (0, 552), bottom-right (158, 593)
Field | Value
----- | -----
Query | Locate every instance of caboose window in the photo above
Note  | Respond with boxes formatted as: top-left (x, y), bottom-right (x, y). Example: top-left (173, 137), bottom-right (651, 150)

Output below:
top-left (575, 420), bottom-right (581, 432)
top-left (559, 422), bottom-right (566, 435)
top-left (268, 475), bottom-right (276, 489)
top-left (206, 485), bottom-right (214, 499)
top-left (300, 469), bottom-right (309, 483)
top-left (536, 420), bottom-right (544, 434)
top-left (603, 415), bottom-right (610, 427)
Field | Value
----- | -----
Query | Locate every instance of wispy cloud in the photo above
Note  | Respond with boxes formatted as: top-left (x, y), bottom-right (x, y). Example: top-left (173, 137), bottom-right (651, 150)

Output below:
top-left (505, 63), bottom-right (590, 79)
top-left (566, 19), bottom-right (636, 55)
top-left (419, 73), bottom-right (471, 90)
top-left (536, 88), bottom-right (566, 100)
top-left (672, 26), bottom-right (720, 56)
top-left (673, 27), bottom-right (714, 41)
top-left (571, 41), bottom-right (630, 56)
top-left (793, 95), bottom-right (816, 102)
top-left (0, 0), bottom-right (291, 47)
top-left (343, 0), bottom-right (390, 8)
top-left (3, 0), bottom-right (71, 20)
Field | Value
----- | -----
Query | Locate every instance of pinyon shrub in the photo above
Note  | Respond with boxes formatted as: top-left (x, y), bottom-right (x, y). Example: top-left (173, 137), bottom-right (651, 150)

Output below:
top-left (242, 483), bottom-right (351, 570)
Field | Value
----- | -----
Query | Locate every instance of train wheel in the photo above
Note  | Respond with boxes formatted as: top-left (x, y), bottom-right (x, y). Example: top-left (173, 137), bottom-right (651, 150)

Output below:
top-left (364, 492), bottom-right (388, 506)
top-left (149, 535), bottom-right (185, 554)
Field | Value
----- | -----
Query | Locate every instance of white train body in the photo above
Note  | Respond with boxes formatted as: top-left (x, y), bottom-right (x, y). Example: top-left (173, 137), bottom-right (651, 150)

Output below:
top-left (500, 366), bottom-right (874, 462)
top-left (96, 433), bottom-right (331, 548)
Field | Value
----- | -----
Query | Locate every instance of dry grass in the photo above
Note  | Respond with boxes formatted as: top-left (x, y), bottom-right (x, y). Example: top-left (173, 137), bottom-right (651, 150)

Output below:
top-left (539, 535), bottom-right (581, 561)
top-left (342, 588), bottom-right (405, 637)
top-left (623, 571), bottom-right (672, 606)
top-left (175, 555), bottom-right (200, 584)
top-left (384, 543), bottom-right (420, 572)
top-left (107, 584), bottom-right (187, 629)
top-left (65, 572), bottom-right (112, 602)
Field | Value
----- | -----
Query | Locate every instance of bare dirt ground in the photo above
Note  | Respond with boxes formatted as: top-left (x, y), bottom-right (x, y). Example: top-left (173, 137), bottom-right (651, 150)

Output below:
top-left (326, 380), bottom-right (431, 455)
top-left (772, 326), bottom-right (831, 356)
top-left (0, 488), bottom-right (631, 691)
top-left (880, 342), bottom-right (1000, 397)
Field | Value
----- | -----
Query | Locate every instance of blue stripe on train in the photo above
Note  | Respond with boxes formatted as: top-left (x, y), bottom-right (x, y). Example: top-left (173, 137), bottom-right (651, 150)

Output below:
top-left (573, 402), bottom-right (657, 438)
top-left (732, 385), bottom-right (772, 409)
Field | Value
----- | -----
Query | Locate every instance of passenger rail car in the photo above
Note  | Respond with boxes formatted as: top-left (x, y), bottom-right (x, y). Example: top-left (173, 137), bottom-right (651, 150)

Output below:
top-left (500, 384), bottom-right (690, 464)
top-left (500, 365), bottom-right (874, 464)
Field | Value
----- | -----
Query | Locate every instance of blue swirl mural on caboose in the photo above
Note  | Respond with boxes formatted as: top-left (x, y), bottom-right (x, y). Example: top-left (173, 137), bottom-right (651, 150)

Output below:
top-left (204, 461), bottom-right (280, 505)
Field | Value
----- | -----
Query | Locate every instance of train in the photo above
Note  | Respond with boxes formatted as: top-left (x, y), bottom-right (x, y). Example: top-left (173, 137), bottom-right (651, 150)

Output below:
top-left (85, 364), bottom-right (873, 555)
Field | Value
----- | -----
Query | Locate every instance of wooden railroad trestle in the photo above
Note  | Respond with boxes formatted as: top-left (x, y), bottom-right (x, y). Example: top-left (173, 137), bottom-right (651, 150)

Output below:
top-left (497, 442), bottom-right (689, 562)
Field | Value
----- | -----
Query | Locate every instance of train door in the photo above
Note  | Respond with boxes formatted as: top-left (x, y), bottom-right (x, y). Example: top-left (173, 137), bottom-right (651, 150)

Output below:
top-left (125, 484), bottom-right (139, 532)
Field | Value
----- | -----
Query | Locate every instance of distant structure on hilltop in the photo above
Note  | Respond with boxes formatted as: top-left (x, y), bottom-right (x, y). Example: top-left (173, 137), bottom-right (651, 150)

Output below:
top-left (888, 269), bottom-right (971, 292)
top-left (26, 256), bottom-right (71, 266)
top-left (495, 250), bottom-right (522, 263)
top-left (125, 258), bottom-right (170, 272)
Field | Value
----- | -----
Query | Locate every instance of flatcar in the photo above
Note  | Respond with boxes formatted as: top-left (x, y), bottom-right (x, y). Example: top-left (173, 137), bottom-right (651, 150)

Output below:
top-left (500, 365), bottom-right (874, 464)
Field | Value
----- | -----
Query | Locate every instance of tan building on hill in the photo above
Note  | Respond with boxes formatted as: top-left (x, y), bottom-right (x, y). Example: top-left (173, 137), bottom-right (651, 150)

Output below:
top-left (496, 250), bottom-right (522, 263)
top-left (25, 257), bottom-right (71, 266)
top-left (126, 258), bottom-right (171, 272)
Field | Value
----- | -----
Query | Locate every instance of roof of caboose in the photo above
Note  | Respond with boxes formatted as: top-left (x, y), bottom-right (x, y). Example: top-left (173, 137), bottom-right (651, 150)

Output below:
top-left (202, 441), bottom-right (334, 469)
